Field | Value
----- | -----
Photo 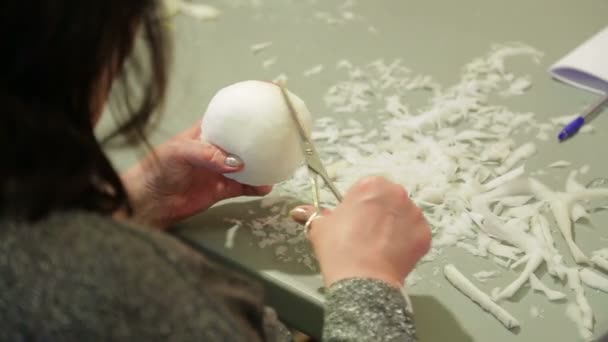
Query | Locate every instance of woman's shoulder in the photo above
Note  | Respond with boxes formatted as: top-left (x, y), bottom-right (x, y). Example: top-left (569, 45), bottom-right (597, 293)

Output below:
top-left (0, 210), bottom-right (212, 295)
top-left (2, 210), bottom-right (198, 260)
top-left (0, 210), bottom-right (266, 341)
top-left (0, 210), bottom-right (246, 289)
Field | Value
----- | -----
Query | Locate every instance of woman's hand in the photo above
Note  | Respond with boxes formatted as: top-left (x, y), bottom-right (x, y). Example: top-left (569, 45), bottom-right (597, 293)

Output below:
top-left (291, 176), bottom-right (431, 288)
top-left (119, 121), bottom-right (272, 229)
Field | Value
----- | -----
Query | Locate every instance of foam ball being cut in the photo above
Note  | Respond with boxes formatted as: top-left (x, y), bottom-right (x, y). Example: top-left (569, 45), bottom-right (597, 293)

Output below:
top-left (201, 80), bottom-right (313, 186)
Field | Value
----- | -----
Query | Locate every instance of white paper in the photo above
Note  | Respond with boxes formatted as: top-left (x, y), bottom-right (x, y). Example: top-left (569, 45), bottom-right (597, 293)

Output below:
top-left (549, 26), bottom-right (608, 94)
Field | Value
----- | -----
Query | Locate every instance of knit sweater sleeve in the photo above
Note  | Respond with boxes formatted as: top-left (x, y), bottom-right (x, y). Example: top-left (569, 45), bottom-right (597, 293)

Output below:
top-left (323, 278), bottom-right (417, 342)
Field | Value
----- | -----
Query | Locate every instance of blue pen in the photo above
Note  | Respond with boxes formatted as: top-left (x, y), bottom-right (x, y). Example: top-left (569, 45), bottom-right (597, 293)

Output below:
top-left (558, 93), bottom-right (608, 141)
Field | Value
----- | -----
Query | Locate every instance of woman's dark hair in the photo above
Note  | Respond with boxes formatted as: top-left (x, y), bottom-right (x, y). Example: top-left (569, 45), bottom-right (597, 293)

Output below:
top-left (0, 1), bottom-right (169, 221)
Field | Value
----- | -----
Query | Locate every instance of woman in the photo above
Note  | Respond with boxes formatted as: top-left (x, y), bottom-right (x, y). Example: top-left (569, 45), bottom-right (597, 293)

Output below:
top-left (0, 1), bottom-right (431, 341)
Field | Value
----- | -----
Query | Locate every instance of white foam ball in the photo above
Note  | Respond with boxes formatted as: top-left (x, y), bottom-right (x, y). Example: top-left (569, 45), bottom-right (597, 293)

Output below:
top-left (201, 80), bottom-right (312, 186)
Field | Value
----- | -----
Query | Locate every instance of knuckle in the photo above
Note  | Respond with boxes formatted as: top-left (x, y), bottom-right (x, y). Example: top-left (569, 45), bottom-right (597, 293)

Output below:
top-left (208, 147), bottom-right (225, 164)
top-left (413, 206), bottom-right (425, 220)
top-left (356, 175), bottom-right (386, 190)
top-left (352, 176), bottom-right (397, 199)
top-left (393, 185), bottom-right (409, 201)
top-left (415, 219), bottom-right (432, 255)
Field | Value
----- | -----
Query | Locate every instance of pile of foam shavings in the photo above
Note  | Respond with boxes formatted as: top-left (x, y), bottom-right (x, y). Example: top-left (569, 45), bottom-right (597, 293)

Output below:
top-left (313, 0), bottom-right (359, 25)
top-left (228, 43), bottom-right (607, 340)
top-left (226, 198), bottom-right (317, 271)
top-left (310, 0), bottom-right (379, 33)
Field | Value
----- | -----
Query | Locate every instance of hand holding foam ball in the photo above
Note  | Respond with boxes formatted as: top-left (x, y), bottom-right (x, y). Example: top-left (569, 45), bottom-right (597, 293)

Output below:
top-left (201, 80), bottom-right (312, 186)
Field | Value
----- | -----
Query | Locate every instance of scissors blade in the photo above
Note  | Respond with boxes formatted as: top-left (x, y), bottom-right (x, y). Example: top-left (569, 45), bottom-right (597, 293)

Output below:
top-left (278, 85), bottom-right (343, 202)
top-left (301, 141), bottom-right (343, 202)
top-left (278, 85), bottom-right (310, 141)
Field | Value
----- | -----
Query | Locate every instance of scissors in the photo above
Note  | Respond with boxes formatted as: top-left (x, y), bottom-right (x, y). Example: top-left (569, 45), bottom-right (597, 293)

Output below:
top-left (278, 84), bottom-right (343, 221)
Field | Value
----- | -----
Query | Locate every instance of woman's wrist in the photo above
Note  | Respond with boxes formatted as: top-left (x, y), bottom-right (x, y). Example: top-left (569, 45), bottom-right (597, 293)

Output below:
top-left (116, 164), bottom-right (171, 229)
top-left (327, 277), bottom-right (405, 293)
top-left (322, 266), bottom-right (404, 289)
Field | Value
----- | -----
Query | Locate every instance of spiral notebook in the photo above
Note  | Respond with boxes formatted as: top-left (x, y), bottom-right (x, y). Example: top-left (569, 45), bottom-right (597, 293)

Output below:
top-left (549, 26), bottom-right (608, 95)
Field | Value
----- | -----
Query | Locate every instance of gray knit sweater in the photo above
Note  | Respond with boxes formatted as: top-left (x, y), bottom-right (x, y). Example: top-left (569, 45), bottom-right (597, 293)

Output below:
top-left (0, 211), bottom-right (416, 341)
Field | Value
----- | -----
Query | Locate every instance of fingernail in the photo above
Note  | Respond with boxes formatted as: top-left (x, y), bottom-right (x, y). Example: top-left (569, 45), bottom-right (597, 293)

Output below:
top-left (289, 206), bottom-right (311, 222)
top-left (225, 155), bottom-right (243, 167)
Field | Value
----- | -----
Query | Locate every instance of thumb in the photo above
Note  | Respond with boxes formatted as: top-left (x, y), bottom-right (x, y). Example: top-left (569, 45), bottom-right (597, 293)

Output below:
top-left (289, 205), bottom-right (316, 224)
top-left (289, 205), bottom-right (332, 224)
top-left (179, 139), bottom-right (244, 173)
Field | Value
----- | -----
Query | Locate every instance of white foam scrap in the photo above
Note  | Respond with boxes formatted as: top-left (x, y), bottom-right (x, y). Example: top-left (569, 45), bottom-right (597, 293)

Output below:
top-left (313, 1), bottom-right (361, 25)
top-left (347, 118), bottom-right (362, 127)
top-left (566, 303), bottom-right (594, 341)
top-left (456, 241), bottom-right (481, 256)
top-left (473, 270), bottom-right (499, 282)
top-left (594, 248), bottom-right (608, 258)
top-left (579, 268), bottom-right (608, 293)
top-left (567, 269), bottom-right (594, 335)
top-left (303, 64), bottom-right (324, 77)
top-left (492, 257), bottom-right (511, 269)
top-left (593, 248), bottom-right (608, 259)
top-left (530, 306), bottom-right (540, 318)
top-left (275, 245), bottom-right (288, 257)
top-left (272, 73), bottom-right (288, 83)
top-left (227, 202), bottom-right (317, 270)
top-left (164, 0), bottom-right (182, 16)
top-left (592, 256), bottom-right (608, 273)
top-left (262, 57), bottom-right (278, 69)
top-left (314, 11), bottom-right (341, 25)
top-left (444, 264), bottom-right (520, 329)
top-left (592, 248), bottom-right (608, 272)
top-left (535, 123), bottom-right (553, 141)
top-left (529, 273), bottom-right (566, 301)
top-left (228, 0), bottom-right (262, 7)
top-left (536, 131), bottom-right (549, 141)
top-left (224, 223), bottom-right (241, 249)
top-left (483, 165), bottom-right (525, 191)
top-left (495, 142), bottom-right (536, 175)
top-left (406, 270), bottom-right (423, 287)
top-left (548, 160), bottom-right (572, 168)
top-left (231, 43), bottom-right (608, 338)
top-left (174, 1), bottom-right (221, 20)
top-left (250, 41), bottom-right (273, 54)
top-left (501, 75), bottom-right (532, 96)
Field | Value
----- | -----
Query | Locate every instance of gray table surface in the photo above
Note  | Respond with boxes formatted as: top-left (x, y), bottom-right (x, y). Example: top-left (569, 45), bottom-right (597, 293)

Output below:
top-left (100, 1), bottom-right (608, 340)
